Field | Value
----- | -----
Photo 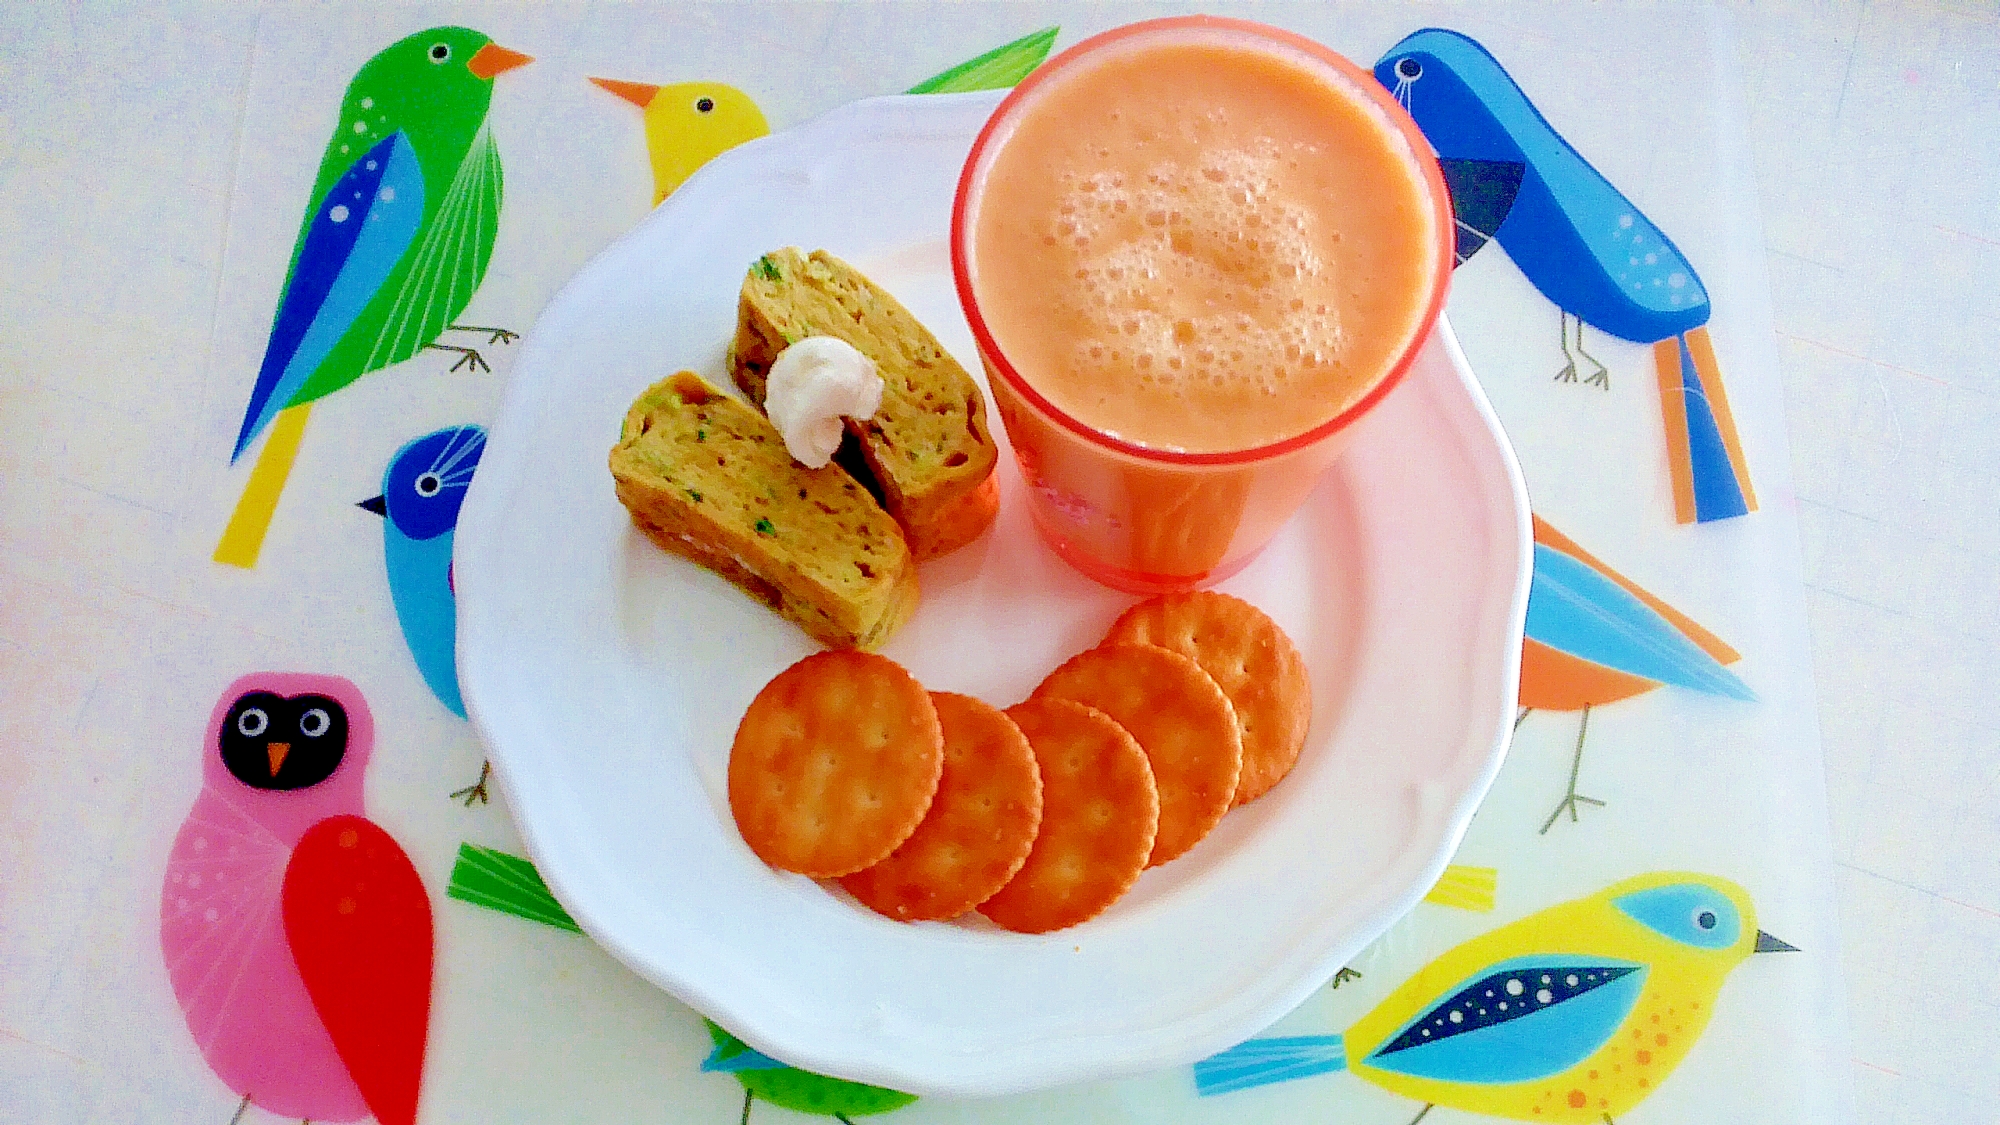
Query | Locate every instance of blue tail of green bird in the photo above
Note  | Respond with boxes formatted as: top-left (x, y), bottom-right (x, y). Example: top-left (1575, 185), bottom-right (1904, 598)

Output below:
top-left (1194, 1035), bottom-right (1346, 1095)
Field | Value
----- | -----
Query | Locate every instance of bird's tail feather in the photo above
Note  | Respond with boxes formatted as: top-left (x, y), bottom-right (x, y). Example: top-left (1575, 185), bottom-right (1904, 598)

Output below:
top-left (1655, 327), bottom-right (1756, 523)
top-left (445, 844), bottom-right (579, 933)
top-left (1194, 1035), bottom-right (1347, 1096)
top-left (213, 402), bottom-right (312, 568)
top-left (1424, 864), bottom-right (1498, 911)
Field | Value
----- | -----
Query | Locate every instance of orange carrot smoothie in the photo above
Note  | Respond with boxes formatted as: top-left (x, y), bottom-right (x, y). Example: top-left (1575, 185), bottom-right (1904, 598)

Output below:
top-left (954, 17), bottom-right (1452, 590)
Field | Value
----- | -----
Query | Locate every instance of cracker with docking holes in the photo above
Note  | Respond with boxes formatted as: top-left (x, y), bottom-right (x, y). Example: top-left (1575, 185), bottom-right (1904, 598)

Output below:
top-left (840, 693), bottom-right (1043, 922)
top-left (1030, 642), bottom-right (1241, 866)
top-left (979, 698), bottom-right (1158, 934)
top-left (1105, 591), bottom-right (1311, 806)
top-left (728, 652), bottom-right (943, 878)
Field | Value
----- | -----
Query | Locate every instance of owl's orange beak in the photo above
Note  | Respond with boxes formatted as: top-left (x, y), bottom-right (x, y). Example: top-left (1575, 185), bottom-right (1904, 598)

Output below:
top-left (590, 76), bottom-right (660, 109)
top-left (468, 43), bottom-right (534, 81)
top-left (267, 741), bottom-right (291, 777)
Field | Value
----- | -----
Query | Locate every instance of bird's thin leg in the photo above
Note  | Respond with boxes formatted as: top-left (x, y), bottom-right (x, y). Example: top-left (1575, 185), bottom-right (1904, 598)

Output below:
top-left (1514, 706), bottom-right (1532, 733)
top-left (450, 760), bottom-right (492, 806)
top-left (1406, 1105), bottom-right (1434, 1125)
top-left (834, 1116), bottom-right (857, 1125)
top-left (1540, 705), bottom-right (1606, 834)
top-left (227, 1093), bottom-right (252, 1125)
top-left (1330, 966), bottom-right (1362, 989)
top-left (1554, 311), bottom-right (1580, 383)
top-left (448, 323), bottom-right (519, 346)
top-left (425, 342), bottom-right (491, 374)
top-left (739, 1087), bottom-right (754, 1125)
top-left (1576, 322), bottom-right (1610, 389)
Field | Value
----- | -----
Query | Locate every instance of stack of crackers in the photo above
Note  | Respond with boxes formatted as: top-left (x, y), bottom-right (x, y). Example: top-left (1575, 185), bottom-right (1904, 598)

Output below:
top-left (729, 591), bottom-right (1311, 933)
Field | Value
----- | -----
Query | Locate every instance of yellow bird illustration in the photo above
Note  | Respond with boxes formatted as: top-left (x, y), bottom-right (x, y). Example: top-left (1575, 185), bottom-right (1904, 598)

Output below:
top-left (587, 78), bottom-right (770, 205)
top-left (590, 27), bottom-right (1059, 207)
top-left (1197, 872), bottom-right (1796, 1123)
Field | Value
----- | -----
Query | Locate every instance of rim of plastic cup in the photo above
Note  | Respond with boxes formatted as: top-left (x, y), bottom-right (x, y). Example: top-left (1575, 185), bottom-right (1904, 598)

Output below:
top-left (950, 15), bottom-right (1455, 468)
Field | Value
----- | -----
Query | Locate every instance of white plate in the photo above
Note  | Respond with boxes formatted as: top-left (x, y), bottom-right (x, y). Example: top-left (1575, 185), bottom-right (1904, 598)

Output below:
top-left (454, 89), bottom-right (1531, 1098)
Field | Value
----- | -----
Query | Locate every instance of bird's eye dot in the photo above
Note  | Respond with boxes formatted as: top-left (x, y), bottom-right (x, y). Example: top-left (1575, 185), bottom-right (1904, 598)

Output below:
top-left (415, 473), bottom-right (442, 497)
top-left (1696, 909), bottom-right (1718, 930)
top-left (696, 96), bottom-right (715, 113)
top-left (429, 43), bottom-right (451, 62)
top-left (300, 708), bottom-right (332, 738)
top-left (1397, 58), bottom-right (1423, 80)
top-left (237, 708), bottom-right (269, 737)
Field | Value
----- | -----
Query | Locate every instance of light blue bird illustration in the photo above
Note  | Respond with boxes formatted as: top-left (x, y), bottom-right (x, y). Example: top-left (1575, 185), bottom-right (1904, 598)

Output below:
top-left (359, 425), bottom-right (491, 803)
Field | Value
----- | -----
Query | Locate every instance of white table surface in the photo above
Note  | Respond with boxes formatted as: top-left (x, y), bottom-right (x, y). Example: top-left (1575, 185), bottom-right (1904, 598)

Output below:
top-left (1, 3), bottom-right (1994, 1122)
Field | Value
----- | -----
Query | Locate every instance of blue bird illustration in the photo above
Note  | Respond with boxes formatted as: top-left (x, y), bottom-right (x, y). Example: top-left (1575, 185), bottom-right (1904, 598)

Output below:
top-left (1519, 516), bottom-right (1753, 832)
top-left (1196, 872), bottom-right (1797, 1123)
top-left (1375, 29), bottom-right (1757, 524)
top-left (359, 425), bottom-right (492, 803)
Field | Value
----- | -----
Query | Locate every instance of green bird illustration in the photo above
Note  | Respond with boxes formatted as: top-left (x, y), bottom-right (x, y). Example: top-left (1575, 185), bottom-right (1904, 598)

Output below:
top-left (216, 26), bottom-right (532, 568)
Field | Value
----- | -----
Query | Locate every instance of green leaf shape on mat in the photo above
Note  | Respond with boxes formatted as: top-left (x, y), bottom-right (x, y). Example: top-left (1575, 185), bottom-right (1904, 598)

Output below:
top-left (705, 1021), bottom-right (918, 1117)
top-left (907, 26), bottom-right (1058, 94)
top-left (446, 843), bottom-right (580, 933)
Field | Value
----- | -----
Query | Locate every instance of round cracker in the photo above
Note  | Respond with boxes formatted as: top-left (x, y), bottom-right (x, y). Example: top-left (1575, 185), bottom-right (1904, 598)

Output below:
top-left (729, 651), bottom-right (943, 877)
top-left (1031, 643), bottom-right (1241, 865)
top-left (979, 698), bottom-right (1157, 934)
top-left (840, 693), bottom-right (1043, 921)
top-left (1106, 591), bottom-right (1311, 806)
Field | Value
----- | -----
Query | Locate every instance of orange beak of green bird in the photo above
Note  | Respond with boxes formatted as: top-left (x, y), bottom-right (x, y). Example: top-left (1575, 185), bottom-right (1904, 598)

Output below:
top-left (468, 42), bottom-right (534, 80)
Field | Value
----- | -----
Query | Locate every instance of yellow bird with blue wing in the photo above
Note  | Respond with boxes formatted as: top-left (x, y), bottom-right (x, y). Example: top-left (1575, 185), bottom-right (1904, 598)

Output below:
top-left (1197, 872), bottom-right (1795, 1123)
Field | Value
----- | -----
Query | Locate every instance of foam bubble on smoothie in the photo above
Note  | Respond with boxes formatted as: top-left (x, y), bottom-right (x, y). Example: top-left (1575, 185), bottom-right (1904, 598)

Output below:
top-left (1044, 139), bottom-right (1348, 406)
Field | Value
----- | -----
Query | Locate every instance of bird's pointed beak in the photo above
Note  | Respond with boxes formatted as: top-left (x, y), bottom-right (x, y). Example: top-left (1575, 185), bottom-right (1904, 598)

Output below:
top-left (468, 43), bottom-right (534, 81)
top-left (357, 494), bottom-right (387, 517)
top-left (590, 76), bottom-right (660, 109)
top-left (1754, 929), bottom-right (1799, 953)
top-left (266, 741), bottom-right (291, 777)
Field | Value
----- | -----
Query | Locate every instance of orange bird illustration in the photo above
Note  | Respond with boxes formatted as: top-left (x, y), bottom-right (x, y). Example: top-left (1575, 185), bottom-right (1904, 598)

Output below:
top-left (1519, 517), bottom-right (1753, 832)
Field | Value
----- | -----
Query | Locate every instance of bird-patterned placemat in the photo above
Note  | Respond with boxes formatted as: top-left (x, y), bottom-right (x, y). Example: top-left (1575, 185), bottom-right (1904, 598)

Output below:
top-left (1, 4), bottom-right (1854, 1124)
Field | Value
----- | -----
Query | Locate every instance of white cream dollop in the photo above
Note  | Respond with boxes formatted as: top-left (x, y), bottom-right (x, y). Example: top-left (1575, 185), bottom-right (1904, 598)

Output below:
top-left (764, 336), bottom-right (884, 468)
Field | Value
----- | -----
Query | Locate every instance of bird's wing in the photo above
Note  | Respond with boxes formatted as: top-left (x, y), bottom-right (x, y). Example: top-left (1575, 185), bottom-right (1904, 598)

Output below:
top-left (1438, 158), bottom-right (1526, 265)
top-left (233, 133), bottom-right (428, 459)
top-left (160, 789), bottom-right (293, 1039)
top-left (1526, 543), bottom-right (1755, 700)
top-left (1361, 956), bottom-right (1645, 1084)
top-left (361, 124), bottom-right (502, 375)
top-left (283, 814), bottom-right (433, 1125)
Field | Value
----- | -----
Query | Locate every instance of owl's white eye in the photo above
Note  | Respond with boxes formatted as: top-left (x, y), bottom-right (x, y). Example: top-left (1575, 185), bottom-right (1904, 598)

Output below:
top-left (300, 708), bottom-right (332, 738)
top-left (1395, 58), bottom-right (1423, 81)
top-left (237, 708), bottom-right (269, 737)
top-left (429, 43), bottom-right (451, 63)
top-left (415, 472), bottom-right (442, 497)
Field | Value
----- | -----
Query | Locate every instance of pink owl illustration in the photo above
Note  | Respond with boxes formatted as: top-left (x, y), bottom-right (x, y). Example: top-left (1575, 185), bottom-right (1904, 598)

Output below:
top-left (161, 673), bottom-right (432, 1125)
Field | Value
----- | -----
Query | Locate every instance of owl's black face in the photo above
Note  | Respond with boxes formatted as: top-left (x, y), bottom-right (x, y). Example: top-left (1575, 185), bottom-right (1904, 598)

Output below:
top-left (221, 691), bottom-right (349, 791)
